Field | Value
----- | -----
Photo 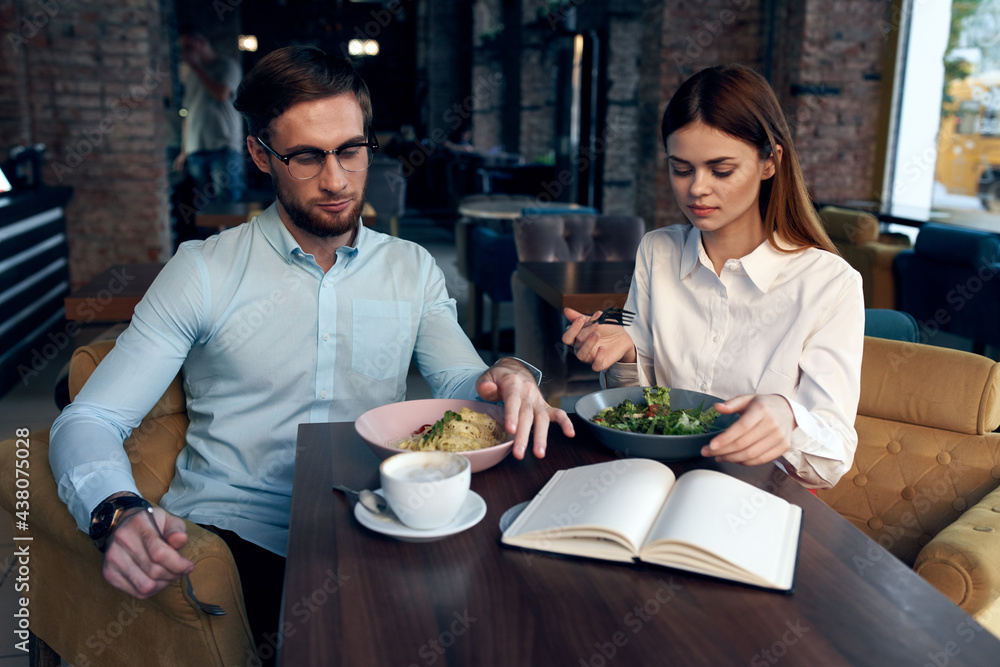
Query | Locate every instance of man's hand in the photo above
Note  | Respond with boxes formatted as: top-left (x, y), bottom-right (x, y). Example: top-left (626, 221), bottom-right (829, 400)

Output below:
top-left (562, 307), bottom-right (637, 372)
top-left (101, 507), bottom-right (193, 599)
top-left (701, 394), bottom-right (795, 466)
top-left (475, 358), bottom-right (575, 459)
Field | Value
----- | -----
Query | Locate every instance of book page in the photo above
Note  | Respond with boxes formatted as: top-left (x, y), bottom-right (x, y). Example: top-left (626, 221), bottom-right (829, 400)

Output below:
top-left (640, 470), bottom-right (801, 590)
top-left (501, 459), bottom-right (676, 560)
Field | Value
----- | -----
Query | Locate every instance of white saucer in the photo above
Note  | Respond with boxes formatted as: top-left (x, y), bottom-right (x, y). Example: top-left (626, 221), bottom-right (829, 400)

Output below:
top-left (353, 489), bottom-right (487, 542)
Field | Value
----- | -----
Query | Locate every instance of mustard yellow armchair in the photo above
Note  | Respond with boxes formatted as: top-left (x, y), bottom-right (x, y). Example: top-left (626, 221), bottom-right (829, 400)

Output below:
top-left (818, 336), bottom-right (1000, 636)
top-left (0, 339), bottom-right (256, 666)
top-left (819, 205), bottom-right (911, 309)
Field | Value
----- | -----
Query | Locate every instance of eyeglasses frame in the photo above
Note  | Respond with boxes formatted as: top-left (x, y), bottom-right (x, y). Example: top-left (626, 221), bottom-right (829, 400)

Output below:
top-left (254, 135), bottom-right (379, 179)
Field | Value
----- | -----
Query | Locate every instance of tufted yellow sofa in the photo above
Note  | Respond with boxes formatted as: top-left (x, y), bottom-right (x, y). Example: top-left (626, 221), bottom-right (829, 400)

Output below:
top-left (818, 336), bottom-right (1000, 636)
top-left (819, 205), bottom-right (911, 309)
top-left (0, 339), bottom-right (256, 666)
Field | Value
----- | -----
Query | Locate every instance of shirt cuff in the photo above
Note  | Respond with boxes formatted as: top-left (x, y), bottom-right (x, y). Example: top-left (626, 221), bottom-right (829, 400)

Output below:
top-left (602, 362), bottom-right (640, 388)
top-left (505, 357), bottom-right (543, 385)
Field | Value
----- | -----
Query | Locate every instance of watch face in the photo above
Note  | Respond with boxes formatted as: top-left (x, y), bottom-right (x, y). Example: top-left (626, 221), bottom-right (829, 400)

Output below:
top-left (90, 496), bottom-right (149, 549)
top-left (90, 505), bottom-right (115, 540)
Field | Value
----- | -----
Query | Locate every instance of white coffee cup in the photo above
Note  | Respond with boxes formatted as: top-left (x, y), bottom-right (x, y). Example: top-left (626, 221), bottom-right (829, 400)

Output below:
top-left (379, 451), bottom-right (471, 530)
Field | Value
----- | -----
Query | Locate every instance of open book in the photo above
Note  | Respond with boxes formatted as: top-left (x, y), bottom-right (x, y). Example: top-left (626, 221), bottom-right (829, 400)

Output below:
top-left (501, 459), bottom-right (802, 591)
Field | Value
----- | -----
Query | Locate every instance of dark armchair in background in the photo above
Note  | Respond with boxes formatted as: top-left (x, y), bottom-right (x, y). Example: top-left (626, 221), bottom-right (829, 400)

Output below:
top-left (511, 214), bottom-right (645, 401)
top-left (894, 223), bottom-right (1000, 355)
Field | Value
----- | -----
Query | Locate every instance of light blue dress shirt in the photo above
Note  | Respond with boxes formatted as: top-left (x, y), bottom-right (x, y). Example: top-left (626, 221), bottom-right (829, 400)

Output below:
top-left (50, 204), bottom-right (491, 556)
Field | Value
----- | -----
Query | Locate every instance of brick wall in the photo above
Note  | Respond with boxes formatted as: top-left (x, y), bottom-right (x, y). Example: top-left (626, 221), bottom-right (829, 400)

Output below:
top-left (471, 0), bottom-right (504, 151)
top-left (602, 5), bottom-right (644, 216)
top-left (653, 0), bottom-right (765, 227)
top-left (0, 2), bottom-right (31, 146)
top-left (779, 0), bottom-right (888, 206)
top-left (470, 0), bottom-right (892, 228)
top-left (652, 0), bottom-right (889, 226)
top-left (0, 0), bottom-right (172, 287)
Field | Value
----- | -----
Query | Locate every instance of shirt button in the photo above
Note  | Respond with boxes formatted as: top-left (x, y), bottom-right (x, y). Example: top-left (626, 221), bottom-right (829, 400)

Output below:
top-left (320, 390), bottom-right (328, 399)
top-left (700, 383), bottom-right (708, 391)
top-left (322, 333), bottom-right (330, 341)
top-left (713, 335), bottom-right (720, 343)
top-left (322, 281), bottom-right (329, 288)
top-left (717, 290), bottom-right (725, 298)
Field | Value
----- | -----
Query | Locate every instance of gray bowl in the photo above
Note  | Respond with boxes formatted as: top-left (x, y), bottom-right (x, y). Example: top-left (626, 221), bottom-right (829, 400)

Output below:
top-left (575, 387), bottom-right (738, 461)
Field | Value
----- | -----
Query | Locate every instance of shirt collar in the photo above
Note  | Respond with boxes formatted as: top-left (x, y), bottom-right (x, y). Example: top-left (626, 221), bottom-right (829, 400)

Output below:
top-left (679, 225), bottom-right (797, 293)
top-left (257, 202), bottom-right (365, 264)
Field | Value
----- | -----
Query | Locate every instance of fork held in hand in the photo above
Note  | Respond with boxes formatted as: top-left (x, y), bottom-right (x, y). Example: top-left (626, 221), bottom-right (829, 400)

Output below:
top-left (143, 507), bottom-right (227, 616)
top-left (593, 307), bottom-right (635, 326)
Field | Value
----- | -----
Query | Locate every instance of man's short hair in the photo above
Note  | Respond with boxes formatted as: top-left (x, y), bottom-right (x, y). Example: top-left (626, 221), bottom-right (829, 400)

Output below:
top-left (233, 45), bottom-right (373, 140)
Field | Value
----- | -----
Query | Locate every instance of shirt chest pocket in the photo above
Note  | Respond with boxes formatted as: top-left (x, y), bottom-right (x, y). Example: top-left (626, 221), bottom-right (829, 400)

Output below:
top-left (351, 299), bottom-right (413, 381)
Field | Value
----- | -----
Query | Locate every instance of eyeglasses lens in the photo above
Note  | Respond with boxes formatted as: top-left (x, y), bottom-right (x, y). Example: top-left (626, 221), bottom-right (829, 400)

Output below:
top-left (287, 146), bottom-right (374, 179)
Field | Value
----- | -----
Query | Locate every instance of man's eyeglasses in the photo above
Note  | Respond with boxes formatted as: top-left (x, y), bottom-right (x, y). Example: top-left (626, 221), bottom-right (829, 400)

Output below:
top-left (255, 136), bottom-right (379, 180)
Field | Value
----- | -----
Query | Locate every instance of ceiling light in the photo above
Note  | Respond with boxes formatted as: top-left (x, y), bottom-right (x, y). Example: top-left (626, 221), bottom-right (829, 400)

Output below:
top-left (238, 35), bottom-right (258, 52)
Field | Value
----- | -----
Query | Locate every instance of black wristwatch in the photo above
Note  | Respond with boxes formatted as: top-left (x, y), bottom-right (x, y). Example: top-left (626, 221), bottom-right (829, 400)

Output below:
top-left (89, 494), bottom-right (152, 553)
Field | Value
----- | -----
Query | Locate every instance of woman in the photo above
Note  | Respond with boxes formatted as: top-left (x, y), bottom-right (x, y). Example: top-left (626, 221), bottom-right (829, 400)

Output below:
top-left (563, 64), bottom-right (864, 489)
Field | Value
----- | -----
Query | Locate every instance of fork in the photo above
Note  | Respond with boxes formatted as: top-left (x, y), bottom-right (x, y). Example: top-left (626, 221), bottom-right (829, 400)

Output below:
top-left (592, 307), bottom-right (635, 326)
top-left (143, 507), bottom-right (227, 616)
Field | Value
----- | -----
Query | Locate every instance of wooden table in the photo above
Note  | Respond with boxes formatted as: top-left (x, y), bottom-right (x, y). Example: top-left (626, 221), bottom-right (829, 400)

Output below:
top-left (64, 263), bottom-right (164, 322)
top-left (517, 260), bottom-right (634, 313)
top-left (280, 419), bottom-right (1000, 666)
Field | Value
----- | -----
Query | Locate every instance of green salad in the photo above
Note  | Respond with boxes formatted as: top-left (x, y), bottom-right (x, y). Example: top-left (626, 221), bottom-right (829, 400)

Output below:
top-left (591, 386), bottom-right (721, 435)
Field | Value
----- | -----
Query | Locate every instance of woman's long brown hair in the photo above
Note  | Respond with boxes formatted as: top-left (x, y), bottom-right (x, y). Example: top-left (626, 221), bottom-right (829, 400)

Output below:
top-left (661, 64), bottom-right (835, 254)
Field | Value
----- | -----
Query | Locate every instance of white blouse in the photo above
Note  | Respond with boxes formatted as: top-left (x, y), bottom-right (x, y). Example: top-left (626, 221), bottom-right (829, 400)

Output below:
top-left (605, 225), bottom-right (865, 489)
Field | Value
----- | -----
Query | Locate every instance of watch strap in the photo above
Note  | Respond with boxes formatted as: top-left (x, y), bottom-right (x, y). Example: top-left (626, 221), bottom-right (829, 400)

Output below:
top-left (90, 495), bottom-right (152, 552)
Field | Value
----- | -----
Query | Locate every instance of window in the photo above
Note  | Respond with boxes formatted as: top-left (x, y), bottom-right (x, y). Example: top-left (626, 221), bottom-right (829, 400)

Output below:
top-left (888, 1), bottom-right (1000, 222)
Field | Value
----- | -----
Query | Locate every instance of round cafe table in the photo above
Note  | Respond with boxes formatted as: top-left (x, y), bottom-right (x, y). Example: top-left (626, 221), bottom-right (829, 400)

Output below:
top-left (455, 196), bottom-right (592, 343)
top-left (457, 195), bottom-right (588, 221)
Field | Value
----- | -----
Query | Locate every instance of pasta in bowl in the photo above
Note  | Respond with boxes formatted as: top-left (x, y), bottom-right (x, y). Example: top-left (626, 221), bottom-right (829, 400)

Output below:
top-left (355, 399), bottom-right (514, 473)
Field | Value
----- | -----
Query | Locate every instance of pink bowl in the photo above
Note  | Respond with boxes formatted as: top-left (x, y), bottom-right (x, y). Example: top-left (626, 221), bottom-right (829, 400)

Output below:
top-left (355, 399), bottom-right (514, 473)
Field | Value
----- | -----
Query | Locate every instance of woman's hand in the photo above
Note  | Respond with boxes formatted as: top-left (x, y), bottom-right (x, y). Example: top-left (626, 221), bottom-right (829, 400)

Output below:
top-left (701, 394), bottom-right (795, 465)
top-left (561, 307), bottom-right (637, 372)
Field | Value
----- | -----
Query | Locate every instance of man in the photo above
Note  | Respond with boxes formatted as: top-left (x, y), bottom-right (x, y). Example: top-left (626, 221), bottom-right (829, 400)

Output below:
top-left (172, 25), bottom-right (245, 205)
top-left (50, 45), bottom-right (574, 662)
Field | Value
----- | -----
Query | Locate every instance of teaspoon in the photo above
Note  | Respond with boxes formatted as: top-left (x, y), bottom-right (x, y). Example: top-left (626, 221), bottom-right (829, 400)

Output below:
top-left (332, 484), bottom-right (397, 522)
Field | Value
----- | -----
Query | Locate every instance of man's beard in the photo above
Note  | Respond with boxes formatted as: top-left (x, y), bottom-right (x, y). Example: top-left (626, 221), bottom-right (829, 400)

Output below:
top-left (272, 171), bottom-right (368, 240)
